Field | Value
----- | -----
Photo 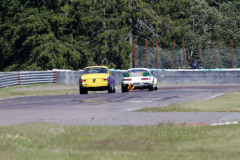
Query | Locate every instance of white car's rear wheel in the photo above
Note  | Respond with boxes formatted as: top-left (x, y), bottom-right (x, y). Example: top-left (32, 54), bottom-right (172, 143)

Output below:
top-left (149, 83), bottom-right (154, 91)
top-left (121, 84), bottom-right (128, 92)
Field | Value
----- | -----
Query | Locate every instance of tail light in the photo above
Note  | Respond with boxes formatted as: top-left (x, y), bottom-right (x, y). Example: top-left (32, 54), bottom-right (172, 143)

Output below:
top-left (81, 79), bottom-right (86, 82)
top-left (124, 78), bottom-right (131, 81)
top-left (142, 78), bottom-right (150, 80)
top-left (104, 78), bottom-right (108, 81)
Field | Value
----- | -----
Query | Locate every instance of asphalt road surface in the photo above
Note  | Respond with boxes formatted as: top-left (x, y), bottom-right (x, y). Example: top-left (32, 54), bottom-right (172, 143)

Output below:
top-left (1, 85), bottom-right (240, 126)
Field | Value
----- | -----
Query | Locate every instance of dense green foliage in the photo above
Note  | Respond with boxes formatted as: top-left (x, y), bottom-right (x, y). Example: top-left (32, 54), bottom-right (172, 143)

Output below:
top-left (0, 0), bottom-right (239, 71)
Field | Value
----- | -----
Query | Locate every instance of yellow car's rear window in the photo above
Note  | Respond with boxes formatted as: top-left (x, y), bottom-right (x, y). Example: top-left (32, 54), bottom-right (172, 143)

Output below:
top-left (83, 67), bottom-right (108, 74)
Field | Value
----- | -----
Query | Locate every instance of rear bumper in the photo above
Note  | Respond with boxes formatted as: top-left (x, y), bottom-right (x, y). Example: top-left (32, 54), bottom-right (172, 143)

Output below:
top-left (83, 86), bottom-right (109, 91)
top-left (82, 82), bottom-right (108, 88)
top-left (122, 80), bottom-right (151, 85)
top-left (122, 82), bottom-right (151, 89)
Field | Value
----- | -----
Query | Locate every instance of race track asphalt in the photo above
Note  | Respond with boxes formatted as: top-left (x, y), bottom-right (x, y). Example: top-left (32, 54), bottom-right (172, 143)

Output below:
top-left (1, 84), bottom-right (240, 126)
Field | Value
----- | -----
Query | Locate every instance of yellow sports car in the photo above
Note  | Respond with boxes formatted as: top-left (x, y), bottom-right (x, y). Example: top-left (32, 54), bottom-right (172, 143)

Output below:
top-left (79, 66), bottom-right (116, 94)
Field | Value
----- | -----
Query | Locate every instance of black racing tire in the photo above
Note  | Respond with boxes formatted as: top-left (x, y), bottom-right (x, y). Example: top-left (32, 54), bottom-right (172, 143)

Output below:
top-left (108, 83), bottom-right (114, 93)
top-left (121, 84), bottom-right (128, 93)
top-left (80, 85), bottom-right (88, 94)
top-left (154, 84), bottom-right (158, 90)
top-left (113, 85), bottom-right (116, 93)
top-left (149, 83), bottom-right (154, 91)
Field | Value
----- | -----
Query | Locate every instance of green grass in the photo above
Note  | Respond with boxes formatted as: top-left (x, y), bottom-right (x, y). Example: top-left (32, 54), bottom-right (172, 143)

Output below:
top-left (1, 84), bottom-right (240, 159)
top-left (0, 84), bottom-right (79, 99)
top-left (139, 91), bottom-right (240, 112)
top-left (0, 123), bottom-right (240, 160)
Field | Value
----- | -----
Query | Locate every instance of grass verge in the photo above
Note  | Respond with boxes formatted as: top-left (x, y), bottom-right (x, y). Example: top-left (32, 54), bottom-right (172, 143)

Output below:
top-left (138, 91), bottom-right (240, 112)
top-left (0, 123), bottom-right (240, 160)
top-left (0, 84), bottom-right (78, 99)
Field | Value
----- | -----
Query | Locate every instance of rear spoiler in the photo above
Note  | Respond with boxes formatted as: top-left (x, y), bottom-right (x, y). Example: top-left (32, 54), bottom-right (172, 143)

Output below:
top-left (123, 72), bottom-right (151, 77)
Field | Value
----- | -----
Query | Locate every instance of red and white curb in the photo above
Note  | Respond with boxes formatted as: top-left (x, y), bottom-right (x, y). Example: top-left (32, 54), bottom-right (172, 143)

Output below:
top-left (188, 121), bottom-right (238, 127)
top-left (210, 121), bottom-right (238, 126)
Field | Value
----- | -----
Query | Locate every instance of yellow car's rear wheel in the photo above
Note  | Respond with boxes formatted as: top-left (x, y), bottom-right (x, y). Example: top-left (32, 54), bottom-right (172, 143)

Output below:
top-left (108, 83), bottom-right (115, 93)
top-left (79, 85), bottom-right (88, 94)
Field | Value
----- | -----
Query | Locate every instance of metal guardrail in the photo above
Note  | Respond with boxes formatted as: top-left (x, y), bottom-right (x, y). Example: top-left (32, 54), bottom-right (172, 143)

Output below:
top-left (2, 69), bottom-right (240, 88)
top-left (0, 71), bottom-right (57, 88)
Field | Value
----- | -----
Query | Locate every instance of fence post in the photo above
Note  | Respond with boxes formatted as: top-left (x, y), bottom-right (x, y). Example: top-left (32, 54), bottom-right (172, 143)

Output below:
top-left (54, 71), bottom-right (57, 83)
top-left (171, 39), bottom-right (175, 69)
top-left (182, 39), bottom-right (188, 69)
top-left (231, 40), bottom-right (235, 68)
top-left (18, 73), bottom-right (21, 87)
top-left (156, 40), bottom-right (159, 69)
top-left (133, 39), bottom-right (136, 68)
top-left (213, 40), bottom-right (218, 68)
top-left (198, 40), bottom-right (203, 68)
top-left (145, 40), bottom-right (148, 68)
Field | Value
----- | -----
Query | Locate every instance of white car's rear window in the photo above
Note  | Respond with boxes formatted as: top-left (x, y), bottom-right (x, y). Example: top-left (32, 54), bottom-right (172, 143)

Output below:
top-left (128, 69), bottom-right (148, 73)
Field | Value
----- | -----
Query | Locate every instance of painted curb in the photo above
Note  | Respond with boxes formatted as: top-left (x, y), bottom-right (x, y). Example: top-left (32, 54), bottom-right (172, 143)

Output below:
top-left (187, 121), bottom-right (238, 127)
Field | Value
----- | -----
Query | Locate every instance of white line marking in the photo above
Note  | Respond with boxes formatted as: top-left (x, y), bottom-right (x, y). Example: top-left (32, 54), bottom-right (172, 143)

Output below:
top-left (126, 108), bottom-right (141, 111)
top-left (130, 101), bottom-right (152, 103)
top-left (130, 101), bottom-right (142, 103)
top-left (206, 93), bottom-right (225, 100)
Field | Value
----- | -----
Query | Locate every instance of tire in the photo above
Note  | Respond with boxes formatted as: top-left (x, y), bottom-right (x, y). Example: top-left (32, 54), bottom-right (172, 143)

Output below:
top-left (149, 83), bottom-right (154, 91)
top-left (108, 83), bottom-right (114, 93)
top-left (80, 85), bottom-right (88, 94)
top-left (113, 85), bottom-right (116, 93)
top-left (154, 84), bottom-right (158, 90)
top-left (121, 84), bottom-right (128, 93)
top-left (112, 83), bottom-right (116, 93)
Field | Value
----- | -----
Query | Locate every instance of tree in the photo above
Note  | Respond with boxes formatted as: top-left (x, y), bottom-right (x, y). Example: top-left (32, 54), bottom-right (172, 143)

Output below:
top-left (181, 0), bottom-right (223, 62)
top-left (1, 0), bottom-right (240, 71)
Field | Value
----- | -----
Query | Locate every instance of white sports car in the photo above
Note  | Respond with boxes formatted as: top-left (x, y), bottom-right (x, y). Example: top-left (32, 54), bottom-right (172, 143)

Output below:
top-left (121, 68), bottom-right (158, 92)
